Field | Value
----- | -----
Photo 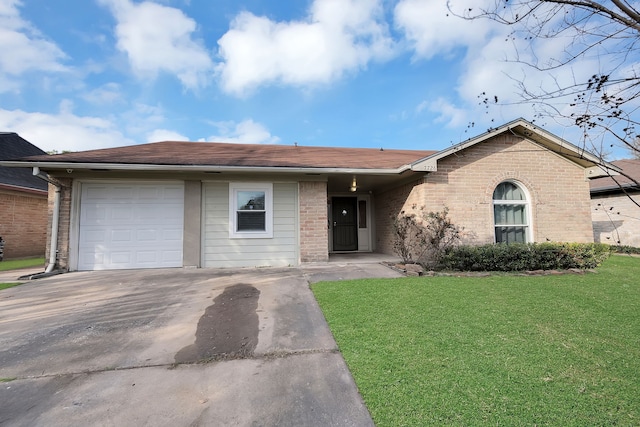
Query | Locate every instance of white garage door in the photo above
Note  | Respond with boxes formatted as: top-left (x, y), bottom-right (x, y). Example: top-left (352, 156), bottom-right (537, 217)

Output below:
top-left (78, 182), bottom-right (184, 270)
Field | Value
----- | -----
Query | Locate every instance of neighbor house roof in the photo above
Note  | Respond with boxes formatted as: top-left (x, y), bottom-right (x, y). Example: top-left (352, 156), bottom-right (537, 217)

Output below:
top-left (0, 132), bottom-right (48, 193)
top-left (590, 159), bottom-right (640, 194)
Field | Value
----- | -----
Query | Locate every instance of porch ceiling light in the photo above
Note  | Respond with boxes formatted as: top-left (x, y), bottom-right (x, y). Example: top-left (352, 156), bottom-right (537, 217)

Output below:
top-left (350, 175), bottom-right (357, 192)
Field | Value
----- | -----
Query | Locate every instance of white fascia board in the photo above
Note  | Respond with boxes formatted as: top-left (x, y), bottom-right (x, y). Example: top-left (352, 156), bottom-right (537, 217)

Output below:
top-left (0, 160), bottom-right (410, 175)
top-left (585, 164), bottom-right (621, 179)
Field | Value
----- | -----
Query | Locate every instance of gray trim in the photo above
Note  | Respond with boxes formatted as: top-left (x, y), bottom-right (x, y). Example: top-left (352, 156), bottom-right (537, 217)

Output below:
top-left (183, 181), bottom-right (202, 268)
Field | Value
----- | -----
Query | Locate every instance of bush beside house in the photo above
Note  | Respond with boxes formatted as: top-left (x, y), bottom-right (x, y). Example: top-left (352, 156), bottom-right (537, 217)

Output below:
top-left (441, 242), bottom-right (612, 272)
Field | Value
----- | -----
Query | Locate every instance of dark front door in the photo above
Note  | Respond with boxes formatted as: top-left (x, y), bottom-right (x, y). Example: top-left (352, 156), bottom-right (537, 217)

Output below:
top-left (332, 197), bottom-right (358, 251)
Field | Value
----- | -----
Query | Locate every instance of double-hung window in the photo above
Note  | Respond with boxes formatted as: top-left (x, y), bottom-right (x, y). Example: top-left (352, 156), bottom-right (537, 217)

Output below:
top-left (493, 181), bottom-right (530, 243)
top-left (229, 183), bottom-right (273, 238)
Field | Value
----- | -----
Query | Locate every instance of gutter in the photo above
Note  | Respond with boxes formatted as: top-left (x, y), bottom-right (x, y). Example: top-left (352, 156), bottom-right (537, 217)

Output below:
top-left (0, 161), bottom-right (414, 175)
top-left (31, 167), bottom-right (64, 275)
top-left (591, 183), bottom-right (640, 194)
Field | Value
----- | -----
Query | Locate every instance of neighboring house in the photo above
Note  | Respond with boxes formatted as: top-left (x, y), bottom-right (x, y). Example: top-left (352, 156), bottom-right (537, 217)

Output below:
top-left (590, 159), bottom-right (640, 247)
top-left (0, 132), bottom-right (49, 259)
top-left (0, 119), bottom-right (609, 271)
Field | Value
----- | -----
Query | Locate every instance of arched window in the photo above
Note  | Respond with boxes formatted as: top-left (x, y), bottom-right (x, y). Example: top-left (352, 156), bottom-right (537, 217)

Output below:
top-left (493, 181), bottom-right (530, 243)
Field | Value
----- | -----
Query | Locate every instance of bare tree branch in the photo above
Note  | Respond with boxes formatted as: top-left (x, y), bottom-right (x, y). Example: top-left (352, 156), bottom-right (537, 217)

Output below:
top-left (449, 0), bottom-right (640, 161)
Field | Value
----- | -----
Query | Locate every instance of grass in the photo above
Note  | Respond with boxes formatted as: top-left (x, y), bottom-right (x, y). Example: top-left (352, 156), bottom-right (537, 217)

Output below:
top-left (0, 257), bottom-right (45, 272)
top-left (0, 282), bottom-right (22, 291)
top-left (312, 255), bottom-right (640, 426)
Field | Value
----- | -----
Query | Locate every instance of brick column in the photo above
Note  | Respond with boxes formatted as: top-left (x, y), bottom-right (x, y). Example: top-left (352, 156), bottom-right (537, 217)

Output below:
top-left (299, 181), bottom-right (329, 262)
top-left (45, 177), bottom-right (72, 270)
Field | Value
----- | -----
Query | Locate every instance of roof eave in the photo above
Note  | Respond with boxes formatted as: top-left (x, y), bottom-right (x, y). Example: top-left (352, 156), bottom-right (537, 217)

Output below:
top-left (0, 160), bottom-right (413, 175)
top-left (0, 182), bottom-right (48, 195)
top-left (591, 183), bottom-right (640, 194)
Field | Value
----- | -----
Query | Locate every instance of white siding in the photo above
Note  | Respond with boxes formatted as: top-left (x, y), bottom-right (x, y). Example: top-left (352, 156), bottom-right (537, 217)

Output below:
top-left (202, 182), bottom-right (298, 268)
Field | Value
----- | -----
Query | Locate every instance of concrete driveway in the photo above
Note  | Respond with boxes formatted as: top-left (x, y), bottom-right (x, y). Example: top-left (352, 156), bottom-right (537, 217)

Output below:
top-left (0, 262), bottom-right (402, 426)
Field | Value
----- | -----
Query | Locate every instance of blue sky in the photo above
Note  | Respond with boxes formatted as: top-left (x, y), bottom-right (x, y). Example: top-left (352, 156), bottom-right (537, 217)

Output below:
top-left (0, 0), bottom-right (631, 158)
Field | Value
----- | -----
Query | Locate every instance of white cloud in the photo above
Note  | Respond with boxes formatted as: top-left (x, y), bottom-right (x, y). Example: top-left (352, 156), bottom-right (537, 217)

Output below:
top-left (0, 102), bottom-right (135, 152)
top-left (455, 28), bottom-right (606, 122)
top-left (216, 0), bottom-right (395, 96)
top-left (203, 119), bottom-right (280, 144)
top-left (394, 0), bottom-right (591, 131)
top-left (81, 82), bottom-right (125, 105)
top-left (146, 128), bottom-right (189, 142)
top-left (0, 0), bottom-right (67, 90)
top-left (426, 97), bottom-right (467, 128)
top-left (395, 0), bottom-right (636, 141)
top-left (99, 0), bottom-right (214, 90)
top-left (394, 0), bottom-right (495, 60)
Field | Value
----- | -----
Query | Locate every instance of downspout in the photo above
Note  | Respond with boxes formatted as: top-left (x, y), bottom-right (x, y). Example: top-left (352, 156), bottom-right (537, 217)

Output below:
top-left (33, 167), bottom-right (62, 273)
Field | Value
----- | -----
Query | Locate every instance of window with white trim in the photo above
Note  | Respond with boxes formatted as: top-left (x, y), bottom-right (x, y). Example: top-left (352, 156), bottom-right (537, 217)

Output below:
top-left (229, 183), bottom-right (273, 238)
top-left (493, 181), bottom-right (530, 243)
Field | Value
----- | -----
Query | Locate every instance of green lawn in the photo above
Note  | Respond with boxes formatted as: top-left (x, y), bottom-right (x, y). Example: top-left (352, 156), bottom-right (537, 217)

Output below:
top-left (0, 257), bottom-right (45, 272)
top-left (313, 255), bottom-right (640, 426)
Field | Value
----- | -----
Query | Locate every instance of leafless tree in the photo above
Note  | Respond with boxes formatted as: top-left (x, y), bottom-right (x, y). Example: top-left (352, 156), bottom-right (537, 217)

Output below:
top-left (450, 0), bottom-right (640, 161)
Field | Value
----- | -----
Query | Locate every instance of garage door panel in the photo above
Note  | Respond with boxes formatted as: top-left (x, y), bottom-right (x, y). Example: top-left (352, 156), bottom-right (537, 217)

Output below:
top-left (112, 206), bottom-right (134, 221)
top-left (163, 228), bottom-right (183, 241)
top-left (108, 228), bottom-right (129, 240)
top-left (136, 251), bottom-right (158, 263)
top-left (138, 187), bottom-right (161, 199)
top-left (111, 252), bottom-right (133, 264)
top-left (82, 229), bottom-right (107, 243)
top-left (78, 183), bottom-right (184, 270)
top-left (161, 250), bottom-right (182, 263)
top-left (136, 229), bottom-right (157, 241)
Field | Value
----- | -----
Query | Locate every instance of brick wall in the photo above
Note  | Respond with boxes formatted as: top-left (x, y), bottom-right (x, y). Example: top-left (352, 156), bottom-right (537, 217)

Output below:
top-left (299, 181), bottom-right (328, 262)
top-left (375, 134), bottom-right (594, 255)
top-left (0, 188), bottom-right (48, 259)
top-left (591, 191), bottom-right (640, 247)
top-left (45, 178), bottom-right (73, 270)
top-left (374, 178), bottom-right (424, 255)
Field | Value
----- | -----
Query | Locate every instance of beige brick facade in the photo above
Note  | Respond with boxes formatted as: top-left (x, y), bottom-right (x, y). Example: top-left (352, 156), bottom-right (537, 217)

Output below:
top-left (299, 181), bottom-right (329, 262)
top-left (375, 134), bottom-right (594, 255)
top-left (0, 188), bottom-right (48, 259)
top-left (591, 192), bottom-right (640, 247)
top-left (374, 178), bottom-right (424, 255)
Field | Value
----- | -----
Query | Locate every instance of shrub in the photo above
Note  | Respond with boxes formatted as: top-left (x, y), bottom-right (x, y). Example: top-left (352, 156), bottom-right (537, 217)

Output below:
top-left (392, 211), bottom-right (424, 264)
top-left (441, 243), bottom-right (612, 272)
top-left (611, 245), bottom-right (640, 255)
top-left (392, 207), bottom-right (461, 267)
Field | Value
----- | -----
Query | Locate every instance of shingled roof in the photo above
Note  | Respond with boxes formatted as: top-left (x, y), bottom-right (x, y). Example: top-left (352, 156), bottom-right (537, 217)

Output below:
top-left (0, 133), bottom-right (48, 192)
top-left (22, 141), bottom-right (437, 170)
top-left (590, 159), bottom-right (640, 193)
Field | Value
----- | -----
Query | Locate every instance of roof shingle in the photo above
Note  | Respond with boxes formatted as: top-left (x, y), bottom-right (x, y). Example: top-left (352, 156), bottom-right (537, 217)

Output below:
top-left (0, 133), bottom-right (48, 192)
top-left (590, 159), bottom-right (640, 192)
top-left (23, 141), bottom-right (437, 170)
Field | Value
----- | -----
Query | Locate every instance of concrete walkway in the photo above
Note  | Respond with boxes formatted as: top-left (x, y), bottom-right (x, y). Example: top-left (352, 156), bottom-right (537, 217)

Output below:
top-left (0, 263), bottom-right (402, 426)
